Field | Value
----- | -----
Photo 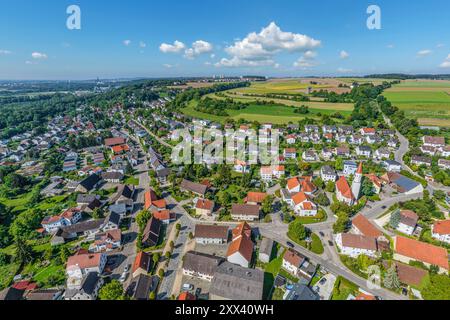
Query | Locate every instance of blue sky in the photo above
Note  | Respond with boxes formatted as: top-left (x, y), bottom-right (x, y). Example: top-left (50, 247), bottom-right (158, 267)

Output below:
top-left (0, 0), bottom-right (449, 80)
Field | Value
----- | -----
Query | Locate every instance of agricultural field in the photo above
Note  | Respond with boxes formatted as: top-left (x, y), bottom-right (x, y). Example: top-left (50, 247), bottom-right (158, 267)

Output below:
top-left (180, 78), bottom-right (355, 124)
top-left (227, 78), bottom-right (353, 95)
top-left (181, 98), bottom-right (352, 125)
top-left (384, 80), bottom-right (450, 127)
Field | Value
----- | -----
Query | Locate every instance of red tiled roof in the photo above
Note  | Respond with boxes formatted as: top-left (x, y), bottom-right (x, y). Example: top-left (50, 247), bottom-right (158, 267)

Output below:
top-left (355, 292), bottom-right (376, 300)
top-left (352, 215), bottom-right (383, 238)
top-left (287, 178), bottom-right (300, 191)
top-left (301, 179), bottom-right (316, 193)
top-left (132, 251), bottom-right (151, 273)
top-left (292, 192), bottom-right (309, 206)
top-left (245, 192), bottom-right (267, 204)
top-left (336, 176), bottom-right (354, 200)
top-left (105, 137), bottom-right (126, 147)
top-left (395, 236), bottom-right (449, 270)
top-left (342, 233), bottom-right (377, 251)
top-left (196, 199), bottom-right (214, 211)
top-left (283, 249), bottom-right (304, 267)
top-left (152, 210), bottom-right (174, 222)
top-left (67, 252), bottom-right (103, 270)
top-left (12, 281), bottom-right (38, 291)
top-left (433, 220), bottom-right (450, 235)
top-left (232, 222), bottom-right (252, 240)
top-left (226, 235), bottom-right (254, 262)
top-left (111, 144), bottom-right (130, 154)
top-left (178, 292), bottom-right (196, 300)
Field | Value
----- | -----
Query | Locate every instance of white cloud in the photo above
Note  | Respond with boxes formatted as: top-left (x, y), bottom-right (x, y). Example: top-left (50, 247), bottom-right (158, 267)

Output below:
top-left (123, 40), bottom-right (131, 46)
top-left (340, 50), bottom-right (349, 59)
top-left (31, 52), bottom-right (47, 59)
top-left (337, 67), bottom-right (353, 73)
top-left (303, 50), bottom-right (317, 59)
top-left (184, 40), bottom-right (213, 59)
top-left (417, 49), bottom-right (432, 57)
top-left (387, 44), bottom-right (395, 49)
top-left (293, 50), bottom-right (319, 68)
top-left (210, 54), bottom-right (216, 59)
top-left (139, 41), bottom-right (146, 48)
top-left (0, 49), bottom-right (12, 55)
top-left (437, 43), bottom-right (445, 48)
top-left (163, 64), bottom-right (174, 68)
top-left (159, 40), bottom-right (186, 53)
top-left (440, 54), bottom-right (450, 68)
top-left (216, 22), bottom-right (321, 67)
top-left (25, 60), bottom-right (37, 65)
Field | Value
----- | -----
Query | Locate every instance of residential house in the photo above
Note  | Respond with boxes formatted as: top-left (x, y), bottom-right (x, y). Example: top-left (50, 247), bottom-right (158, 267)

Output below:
top-left (142, 218), bottom-right (162, 247)
top-left (284, 283), bottom-right (319, 301)
top-left (343, 161), bottom-right (358, 176)
top-left (101, 171), bottom-right (123, 183)
top-left (284, 148), bottom-right (297, 160)
top-left (411, 155), bottom-right (432, 167)
top-left (152, 210), bottom-right (175, 224)
top-left (195, 199), bottom-right (215, 216)
top-left (258, 238), bottom-right (274, 263)
top-left (374, 148), bottom-right (391, 160)
top-left (282, 249), bottom-right (306, 276)
top-left (302, 150), bottom-right (319, 162)
top-left (352, 215), bottom-right (383, 239)
top-left (382, 160), bottom-right (402, 173)
top-left (244, 192), bottom-right (267, 205)
top-left (231, 204), bottom-right (260, 221)
top-left (65, 272), bottom-right (103, 301)
top-left (132, 251), bottom-right (152, 278)
top-left (396, 210), bottom-right (419, 236)
top-left (286, 134), bottom-right (296, 144)
top-left (438, 159), bottom-right (450, 170)
top-left (360, 128), bottom-right (376, 136)
top-left (422, 136), bottom-right (445, 148)
top-left (66, 251), bottom-right (107, 280)
top-left (381, 172), bottom-right (424, 195)
top-left (356, 146), bottom-right (372, 158)
top-left (226, 222), bottom-right (254, 268)
top-left (89, 229), bottom-right (122, 253)
top-left (182, 251), bottom-right (224, 282)
top-left (335, 233), bottom-right (378, 258)
top-left (287, 177), bottom-right (301, 193)
top-left (194, 224), bottom-right (229, 245)
top-left (320, 165), bottom-right (337, 183)
top-left (292, 192), bottom-right (317, 216)
top-left (180, 179), bottom-right (208, 198)
top-left (75, 174), bottom-right (102, 193)
top-left (144, 189), bottom-right (166, 212)
top-left (431, 220), bottom-right (450, 244)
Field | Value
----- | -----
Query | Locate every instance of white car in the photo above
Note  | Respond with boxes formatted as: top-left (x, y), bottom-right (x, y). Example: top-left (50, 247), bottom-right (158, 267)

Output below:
top-left (119, 272), bottom-right (128, 283)
top-left (182, 283), bottom-right (194, 291)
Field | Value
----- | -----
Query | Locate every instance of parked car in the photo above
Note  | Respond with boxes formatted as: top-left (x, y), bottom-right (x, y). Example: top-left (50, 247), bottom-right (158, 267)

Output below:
top-left (119, 272), bottom-right (128, 283)
top-left (287, 242), bottom-right (294, 248)
top-left (182, 283), bottom-right (194, 291)
top-left (124, 264), bottom-right (131, 273)
top-left (319, 278), bottom-right (327, 285)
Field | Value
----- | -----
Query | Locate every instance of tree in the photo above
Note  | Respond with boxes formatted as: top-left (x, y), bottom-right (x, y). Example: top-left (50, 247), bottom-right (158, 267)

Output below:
top-left (91, 207), bottom-right (104, 219)
top-left (325, 181), bottom-right (335, 193)
top-left (422, 274), bottom-right (450, 300)
top-left (152, 252), bottom-right (160, 265)
top-left (361, 178), bottom-right (375, 197)
top-left (15, 237), bottom-right (33, 265)
top-left (0, 252), bottom-right (10, 266)
top-left (335, 157), bottom-right (344, 171)
top-left (333, 213), bottom-right (350, 233)
top-left (288, 219), bottom-right (308, 242)
top-left (136, 210), bottom-right (151, 232)
top-left (383, 265), bottom-right (400, 290)
top-left (149, 291), bottom-right (156, 300)
top-left (313, 177), bottom-right (324, 190)
top-left (99, 280), bottom-right (124, 300)
top-left (315, 193), bottom-right (330, 206)
top-left (261, 196), bottom-right (274, 216)
top-left (158, 269), bottom-right (165, 278)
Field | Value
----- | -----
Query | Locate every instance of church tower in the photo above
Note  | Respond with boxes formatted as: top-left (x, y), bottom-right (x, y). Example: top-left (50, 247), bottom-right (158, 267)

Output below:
top-left (352, 162), bottom-right (363, 201)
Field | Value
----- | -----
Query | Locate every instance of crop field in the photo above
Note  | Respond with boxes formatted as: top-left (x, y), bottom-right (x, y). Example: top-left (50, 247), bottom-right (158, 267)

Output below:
top-left (227, 78), bottom-right (353, 95)
top-left (384, 80), bottom-right (450, 127)
top-left (181, 99), bottom-right (352, 125)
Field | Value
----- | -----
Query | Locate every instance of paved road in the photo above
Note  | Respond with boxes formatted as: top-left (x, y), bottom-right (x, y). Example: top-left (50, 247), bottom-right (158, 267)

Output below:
top-left (132, 120), bottom-right (174, 149)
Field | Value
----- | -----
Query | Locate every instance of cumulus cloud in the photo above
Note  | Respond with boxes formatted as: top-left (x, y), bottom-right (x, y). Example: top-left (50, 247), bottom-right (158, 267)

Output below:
top-left (123, 40), bottom-right (131, 46)
top-left (440, 54), bottom-right (450, 68)
top-left (31, 52), bottom-right (47, 59)
top-left (139, 41), bottom-right (147, 48)
top-left (293, 50), bottom-right (318, 68)
top-left (159, 40), bottom-right (186, 53)
top-left (216, 22), bottom-right (321, 67)
top-left (417, 49), bottom-right (432, 57)
top-left (184, 40), bottom-right (213, 59)
top-left (0, 49), bottom-right (12, 55)
top-left (340, 50), bottom-right (349, 59)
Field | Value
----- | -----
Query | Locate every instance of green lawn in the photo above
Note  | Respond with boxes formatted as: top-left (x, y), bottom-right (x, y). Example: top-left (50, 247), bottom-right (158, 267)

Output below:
top-left (331, 276), bottom-right (359, 300)
top-left (0, 262), bottom-right (20, 290)
top-left (310, 233), bottom-right (325, 255)
top-left (124, 176), bottom-right (140, 186)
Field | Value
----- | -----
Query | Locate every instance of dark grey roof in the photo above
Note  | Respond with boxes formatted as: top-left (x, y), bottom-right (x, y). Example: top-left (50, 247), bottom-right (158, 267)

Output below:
top-left (101, 171), bottom-right (124, 180)
top-left (391, 175), bottom-right (420, 192)
top-left (142, 218), bottom-right (162, 247)
top-left (61, 219), bottom-right (105, 235)
top-left (0, 287), bottom-right (24, 300)
top-left (65, 272), bottom-right (100, 299)
top-left (132, 274), bottom-right (158, 300)
top-left (77, 194), bottom-right (98, 204)
top-left (210, 262), bottom-right (264, 300)
top-left (180, 179), bottom-right (207, 195)
top-left (285, 283), bottom-right (319, 300)
top-left (182, 251), bottom-right (224, 277)
top-left (321, 165), bottom-right (336, 175)
top-left (156, 168), bottom-right (170, 178)
top-left (79, 174), bottom-right (101, 191)
top-left (104, 212), bottom-right (121, 226)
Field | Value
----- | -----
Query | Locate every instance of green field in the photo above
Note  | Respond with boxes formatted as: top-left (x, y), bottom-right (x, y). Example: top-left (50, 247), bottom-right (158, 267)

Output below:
top-left (182, 99), bottom-right (352, 125)
top-left (384, 80), bottom-right (450, 127)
